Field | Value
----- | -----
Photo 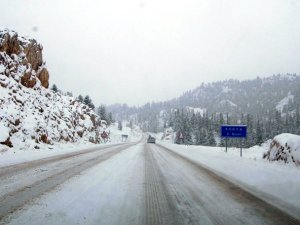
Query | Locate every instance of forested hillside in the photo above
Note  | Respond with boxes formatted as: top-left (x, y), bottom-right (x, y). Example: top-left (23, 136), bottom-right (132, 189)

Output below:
top-left (108, 74), bottom-right (300, 147)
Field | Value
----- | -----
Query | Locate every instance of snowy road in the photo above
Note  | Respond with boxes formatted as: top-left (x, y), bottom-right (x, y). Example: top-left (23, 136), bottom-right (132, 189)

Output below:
top-left (0, 142), bottom-right (137, 223)
top-left (145, 144), bottom-right (299, 225)
top-left (1, 141), bottom-right (299, 225)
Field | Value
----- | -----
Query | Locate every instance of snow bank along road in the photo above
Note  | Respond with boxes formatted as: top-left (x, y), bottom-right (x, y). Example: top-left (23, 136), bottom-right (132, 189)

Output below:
top-left (1, 142), bottom-right (300, 225)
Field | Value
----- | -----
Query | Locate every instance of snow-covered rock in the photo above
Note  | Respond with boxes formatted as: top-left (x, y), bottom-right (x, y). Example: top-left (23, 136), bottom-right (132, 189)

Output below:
top-left (0, 121), bottom-right (9, 142)
top-left (0, 29), bottom-right (49, 88)
top-left (0, 29), bottom-right (108, 150)
top-left (263, 133), bottom-right (300, 165)
top-left (161, 127), bottom-right (174, 143)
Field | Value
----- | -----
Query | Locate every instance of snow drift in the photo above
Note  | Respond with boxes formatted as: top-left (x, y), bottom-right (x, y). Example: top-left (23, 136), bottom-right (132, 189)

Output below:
top-left (0, 29), bottom-right (107, 150)
top-left (263, 133), bottom-right (300, 165)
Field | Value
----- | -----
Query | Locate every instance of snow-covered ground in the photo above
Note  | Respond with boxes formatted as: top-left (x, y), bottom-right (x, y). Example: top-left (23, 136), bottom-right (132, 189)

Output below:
top-left (109, 122), bottom-right (142, 143)
top-left (158, 141), bottom-right (300, 211)
top-left (0, 123), bottom-right (142, 168)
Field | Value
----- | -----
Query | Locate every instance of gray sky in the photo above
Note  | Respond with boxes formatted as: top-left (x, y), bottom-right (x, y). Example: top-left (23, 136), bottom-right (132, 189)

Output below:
top-left (1, 0), bottom-right (300, 106)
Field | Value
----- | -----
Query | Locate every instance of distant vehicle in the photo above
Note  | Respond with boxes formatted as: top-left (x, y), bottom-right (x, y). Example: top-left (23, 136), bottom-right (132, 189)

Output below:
top-left (147, 136), bottom-right (156, 144)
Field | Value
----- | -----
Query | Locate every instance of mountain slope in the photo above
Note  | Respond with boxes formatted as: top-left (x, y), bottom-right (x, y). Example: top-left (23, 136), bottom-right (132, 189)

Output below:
top-left (108, 74), bottom-right (300, 128)
top-left (177, 75), bottom-right (300, 116)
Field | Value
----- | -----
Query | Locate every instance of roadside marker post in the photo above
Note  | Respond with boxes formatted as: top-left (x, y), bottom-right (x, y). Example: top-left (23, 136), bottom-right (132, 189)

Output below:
top-left (220, 125), bottom-right (247, 157)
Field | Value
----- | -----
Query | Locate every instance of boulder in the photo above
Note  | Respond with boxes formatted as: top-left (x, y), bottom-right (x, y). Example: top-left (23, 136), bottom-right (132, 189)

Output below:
top-left (37, 67), bottom-right (49, 88)
top-left (263, 133), bottom-right (300, 165)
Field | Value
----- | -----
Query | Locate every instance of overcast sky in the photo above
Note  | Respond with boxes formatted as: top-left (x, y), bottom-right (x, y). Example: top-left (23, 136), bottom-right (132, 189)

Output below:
top-left (1, 0), bottom-right (300, 106)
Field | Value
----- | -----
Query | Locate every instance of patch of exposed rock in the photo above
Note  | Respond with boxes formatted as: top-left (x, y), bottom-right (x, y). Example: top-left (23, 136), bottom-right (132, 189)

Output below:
top-left (0, 29), bottom-right (49, 88)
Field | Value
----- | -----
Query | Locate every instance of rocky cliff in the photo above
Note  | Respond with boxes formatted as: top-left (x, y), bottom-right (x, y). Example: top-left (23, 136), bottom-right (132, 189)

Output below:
top-left (0, 30), bottom-right (107, 150)
top-left (0, 30), bottom-right (49, 88)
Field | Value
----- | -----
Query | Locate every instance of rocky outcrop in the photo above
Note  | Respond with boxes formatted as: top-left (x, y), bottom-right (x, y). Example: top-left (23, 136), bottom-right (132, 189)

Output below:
top-left (0, 29), bottom-right (49, 88)
top-left (0, 30), bottom-right (108, 149)
top-left (37, 67), bottom-right (49, 88)
top-left (263, 133), bottom-right (300, 165)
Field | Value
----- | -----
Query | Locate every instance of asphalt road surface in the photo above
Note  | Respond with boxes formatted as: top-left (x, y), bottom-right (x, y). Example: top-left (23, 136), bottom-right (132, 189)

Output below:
top-left (0, 141), bottom-right (299, 225)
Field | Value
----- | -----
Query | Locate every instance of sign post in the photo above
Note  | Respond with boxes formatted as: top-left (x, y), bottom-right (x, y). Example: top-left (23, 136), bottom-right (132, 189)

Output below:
top-left (220, 125), bottom-right (247, 157)
top-left (240, 139), bottom-right (242, 157)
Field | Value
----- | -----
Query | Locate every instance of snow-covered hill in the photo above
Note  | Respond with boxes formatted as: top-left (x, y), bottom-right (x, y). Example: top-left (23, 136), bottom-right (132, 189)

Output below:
top-left (0, 30), bottom-right (107, 151)
top-left (178, 75), bottom-right (300, 116)
top-left (108, 74), bottom-right (300, 137)
top-left (109, 74), bottom-right (300, 120)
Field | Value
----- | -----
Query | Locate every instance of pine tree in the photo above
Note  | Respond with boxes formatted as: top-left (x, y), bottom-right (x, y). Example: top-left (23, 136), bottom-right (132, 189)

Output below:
top-left (129, 120), bottom-right (133, 129)
top-left (265, 112), bottom-right (272, 139)
top-left (284, 115), bottom-right (290, 133)
top-left (190, 113), bottom-right (197, 133)
top-left (98, 105), bottom-right (107, 121)
top-left (207, 128), bottom-right (216, 146)
top-left (255, 120), bottom-right (263, 145)
top-left (173, 109), bottom-right (183, 135)
top-left (245, 114), bottom-right (254, 147)
top-left (296, 107), bottom-right (300, 134)
top-left (107, 112), bottom-right (113, 126)
top-left (51, 84), bottom-right (58, 93)
top-left (118, 121), bottom-right (123, 130)
top-left (219, 113), bottom-right (226, 146)
top-left (240, 113), bottom-right (245, 125)
top-left (84, 95), bottom-right (91, 106)
top-left (226, 113), bottom-right (230, 124)
top-left (275, 111), bottom-right (282, 135)
top-left (182, 115), bottom-right (192, 144)
top-left (83, 95), bottom-right (95, 109)
top-left (66, 91), bottom-right (73, 97)
top-left (77, 95), bottom-right (84, 103)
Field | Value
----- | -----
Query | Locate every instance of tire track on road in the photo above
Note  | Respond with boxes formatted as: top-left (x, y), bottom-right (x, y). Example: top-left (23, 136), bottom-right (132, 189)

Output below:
top-left (0, 143), bottom-right (136, 222)
top-left (152, 145), bottom-right (220, 225)
top-left (144, 143), bottom-right (183, 225)
top-left (0, 143), bottom-right (127, 178)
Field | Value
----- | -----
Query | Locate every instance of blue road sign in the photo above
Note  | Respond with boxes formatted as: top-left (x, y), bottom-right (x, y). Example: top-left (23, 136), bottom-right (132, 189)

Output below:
top-left (221, 125), bottom-right (247, 138)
